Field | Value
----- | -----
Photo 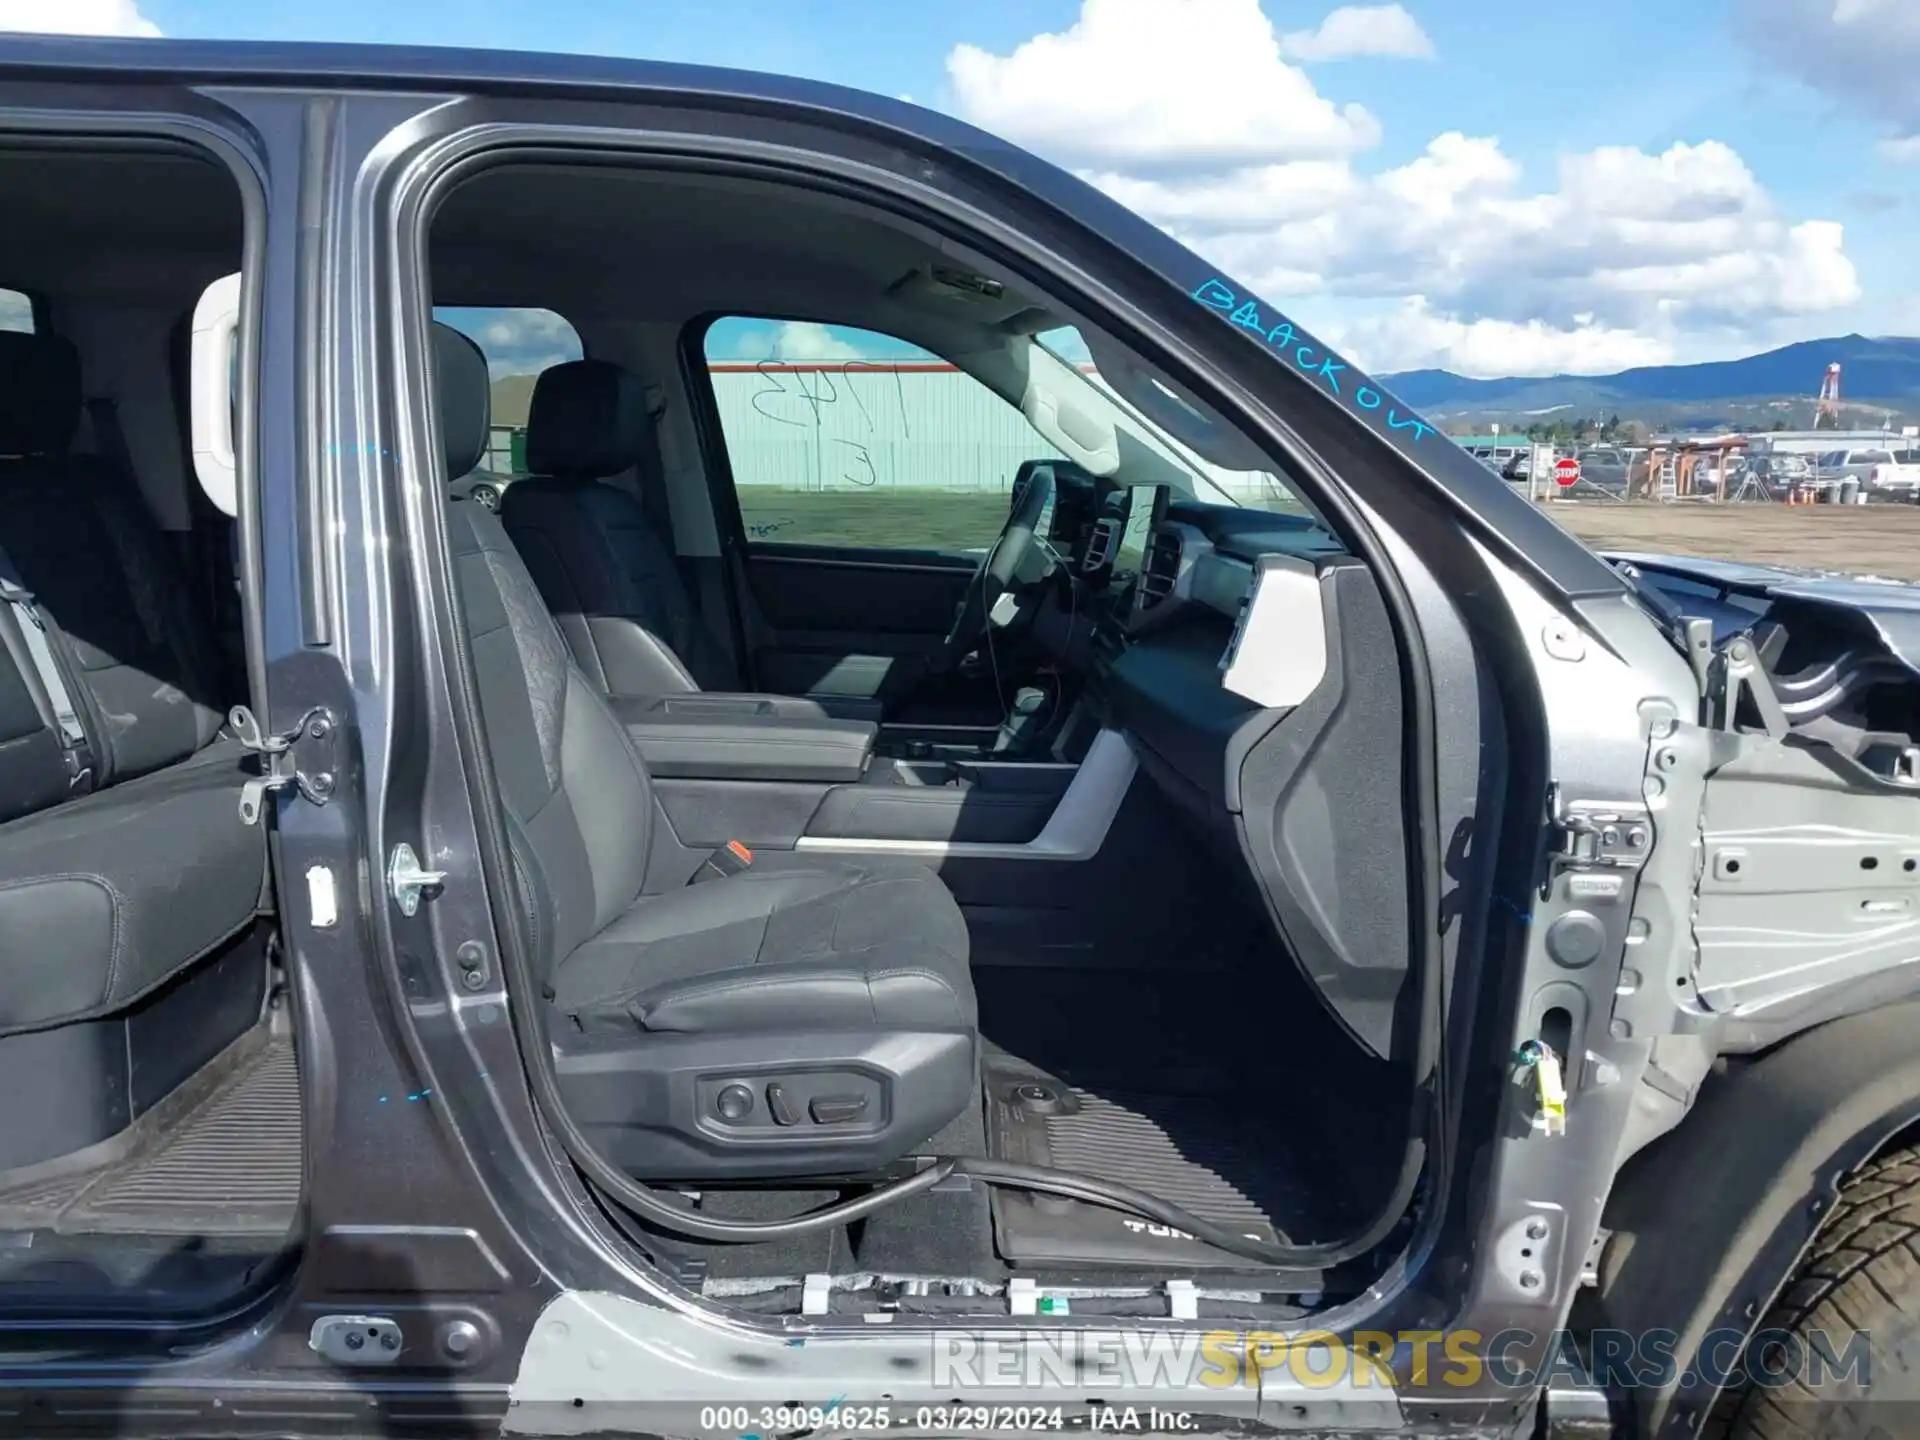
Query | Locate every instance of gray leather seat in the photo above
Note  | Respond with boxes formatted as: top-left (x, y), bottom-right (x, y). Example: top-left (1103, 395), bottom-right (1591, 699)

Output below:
top-left (498, 359), bottom-right (737, 698)
top-left (436, 325), bottom-right (976, 1179)
top-left (497, 359), bottom-right (893, 722)
top-left (0, 330), bottom-right (266, 1036)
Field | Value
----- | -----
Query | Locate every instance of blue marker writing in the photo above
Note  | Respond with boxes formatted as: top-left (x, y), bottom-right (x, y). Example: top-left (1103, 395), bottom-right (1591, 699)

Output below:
top-left (1189, 278), bottom-right (1434, 444)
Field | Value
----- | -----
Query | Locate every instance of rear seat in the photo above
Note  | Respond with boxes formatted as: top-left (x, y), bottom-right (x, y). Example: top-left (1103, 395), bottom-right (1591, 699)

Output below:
top-left (0, 330), bottom-right (269, 1038)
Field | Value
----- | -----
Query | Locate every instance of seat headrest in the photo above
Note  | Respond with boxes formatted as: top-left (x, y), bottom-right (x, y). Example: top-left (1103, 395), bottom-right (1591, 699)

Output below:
top-left (525, 359), bottom-right (651, 479)
top-left (432, 321), bottom-right (491, 479)
top-left (0, 331), bottom-right (82, 457)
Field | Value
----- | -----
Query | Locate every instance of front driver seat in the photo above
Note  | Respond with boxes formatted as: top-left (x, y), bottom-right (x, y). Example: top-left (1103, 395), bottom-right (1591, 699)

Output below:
top-left (499, 358), bottom-right (890, 721)
top-left (435, 325), bottom-right (978, 1180)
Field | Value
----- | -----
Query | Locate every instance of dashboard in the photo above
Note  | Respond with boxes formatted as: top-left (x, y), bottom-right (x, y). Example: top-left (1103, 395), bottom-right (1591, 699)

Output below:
top-left (1128, 501), bottom-right (1348, 626)
top-left (1096, 500), bottom-right (1409, 1059)
top-left (1021, 468), bottom-right (1409, 1059)
top-left (1032, 480), bottom-right (1352, 677)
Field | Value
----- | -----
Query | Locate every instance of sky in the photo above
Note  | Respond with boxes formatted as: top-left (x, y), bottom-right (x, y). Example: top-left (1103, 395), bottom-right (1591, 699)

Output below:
top-left (9, 0), bottom-right (1919, 380)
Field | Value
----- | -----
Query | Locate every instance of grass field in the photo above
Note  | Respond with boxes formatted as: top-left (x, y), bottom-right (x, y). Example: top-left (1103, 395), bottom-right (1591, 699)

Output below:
top-left (734, 486), bottom-right (1920, 582)
top-left (736, 489), bottom-right (1013, 551)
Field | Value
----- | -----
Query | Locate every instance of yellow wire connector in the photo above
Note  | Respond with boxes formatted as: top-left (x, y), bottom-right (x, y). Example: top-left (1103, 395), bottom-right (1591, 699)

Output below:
top-left (1517, 1039), bottom-right (1568, 1137)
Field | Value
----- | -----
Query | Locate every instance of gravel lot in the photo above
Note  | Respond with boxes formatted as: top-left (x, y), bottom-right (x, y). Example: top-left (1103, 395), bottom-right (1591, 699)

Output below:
top-left (1538, 500), bottom-right (1920, 582)
top-left (730, 489), bottom-right (1920, 583)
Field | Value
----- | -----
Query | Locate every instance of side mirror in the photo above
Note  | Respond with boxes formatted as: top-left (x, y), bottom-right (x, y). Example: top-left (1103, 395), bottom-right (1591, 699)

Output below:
top-left (189, 271), bottom-right (241, 518)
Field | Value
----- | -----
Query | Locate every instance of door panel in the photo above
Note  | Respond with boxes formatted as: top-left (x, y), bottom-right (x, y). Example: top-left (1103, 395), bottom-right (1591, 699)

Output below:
top-left (746, 545), bottom-right (974, 699)
top-left (750, 547), bottom-right (970, 639)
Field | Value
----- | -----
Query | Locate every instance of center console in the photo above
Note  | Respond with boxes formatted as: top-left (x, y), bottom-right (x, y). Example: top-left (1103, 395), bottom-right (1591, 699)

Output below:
top-left (807, 749), bottom-right (1084, 846)
top-left (612, 695), bottom-right (877, 784)
top-left (623, 680), bottom-right (1110, 854)
top-left (617, 482), bottom-right (1166, 858)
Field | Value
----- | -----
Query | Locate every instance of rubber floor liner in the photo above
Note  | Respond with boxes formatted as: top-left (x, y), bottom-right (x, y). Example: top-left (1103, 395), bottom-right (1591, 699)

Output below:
top-left (0, 1038), bottom-right (301, 1238)
top-left (984, 1055), bottom-right (1318, 1279)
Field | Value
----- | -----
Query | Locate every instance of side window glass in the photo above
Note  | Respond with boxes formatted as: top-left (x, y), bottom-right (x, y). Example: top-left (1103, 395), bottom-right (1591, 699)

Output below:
top-left (0, 289), bottom-right (35, 332)
top-left (1034, 325), bottom-right (1307, 515)
top-left (432, 306), bottom-right (583, 474)
top-left (702, 317), bottom-right (1050, 553)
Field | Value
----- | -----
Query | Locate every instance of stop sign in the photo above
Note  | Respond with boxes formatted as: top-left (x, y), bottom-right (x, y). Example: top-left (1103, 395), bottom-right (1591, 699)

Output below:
top-left (1554, 456), bottom-right (1581, 487)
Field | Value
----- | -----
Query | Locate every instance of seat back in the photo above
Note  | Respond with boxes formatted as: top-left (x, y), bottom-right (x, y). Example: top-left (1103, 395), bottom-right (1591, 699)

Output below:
top-left (498, 358), bottom-right (733, 697)
top-left (435, 327), bottom-right (657, 975)
top-left (0, 331), bottom-right (226, 786)
top-left (0, 605), bottom-right (71, 824)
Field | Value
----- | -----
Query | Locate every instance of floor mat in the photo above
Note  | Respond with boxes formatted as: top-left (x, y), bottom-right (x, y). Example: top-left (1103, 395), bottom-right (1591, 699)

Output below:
top-left (983, 1052), bottom-right (1317, 1280)
top-left (0, 1037), bottom-right (301, 1238)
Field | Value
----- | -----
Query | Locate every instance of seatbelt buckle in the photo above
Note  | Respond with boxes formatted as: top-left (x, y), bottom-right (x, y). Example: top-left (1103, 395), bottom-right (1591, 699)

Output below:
top-left (694, 839), bottom-right (754, 884)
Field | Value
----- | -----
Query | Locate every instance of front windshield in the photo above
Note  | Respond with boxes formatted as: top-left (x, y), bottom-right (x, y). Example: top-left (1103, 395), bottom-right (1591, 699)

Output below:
top-left (1032, 328), bottom-right (1309, 515)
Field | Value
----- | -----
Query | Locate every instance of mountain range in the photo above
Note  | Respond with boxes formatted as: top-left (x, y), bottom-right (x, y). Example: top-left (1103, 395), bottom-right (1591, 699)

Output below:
top-left (484, 334), bottom-right (1920, 434)
top-left (1380, 335), bottom-right (1920, 425)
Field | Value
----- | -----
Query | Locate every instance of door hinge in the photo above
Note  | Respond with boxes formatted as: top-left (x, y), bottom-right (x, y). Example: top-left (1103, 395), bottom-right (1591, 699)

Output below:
top-left (1547, 787), bottom-right (1654, 880)
top-left (230, 703), bottom-right (339, 826)
top-left (1707, 630), bottom-right (1790, 738)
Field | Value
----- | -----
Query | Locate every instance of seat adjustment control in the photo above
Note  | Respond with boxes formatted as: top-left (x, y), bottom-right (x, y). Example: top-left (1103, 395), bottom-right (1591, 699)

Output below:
top-left (766, 1083), bottom-right (800, 1126)
top-left (810, 1094), bottom-right (869, 1125)
top-left (716, 1084), bottom-right (755, 1122)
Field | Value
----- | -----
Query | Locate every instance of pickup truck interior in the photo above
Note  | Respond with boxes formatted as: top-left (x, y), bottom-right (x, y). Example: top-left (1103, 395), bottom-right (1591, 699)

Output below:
top-left (424, 159), bottom-right (1423, 1311)
top-left (0, 131), bottom-right (1424, 1331)
top-left (0, 142), bottom-right (296, 1319)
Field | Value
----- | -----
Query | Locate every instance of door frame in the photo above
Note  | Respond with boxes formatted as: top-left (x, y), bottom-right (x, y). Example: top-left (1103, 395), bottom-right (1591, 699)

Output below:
top-left (368, 77), bottom-right (1667, 1421)
top-left (0, 102), bottom-right (277, 1348)
top-left (384, 108), bottom-right (1463, 1330)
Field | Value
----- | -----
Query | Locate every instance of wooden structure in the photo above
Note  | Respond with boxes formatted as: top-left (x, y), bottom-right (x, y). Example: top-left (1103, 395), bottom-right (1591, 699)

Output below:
top-left (1631, 435), bottom-right (1751, 501)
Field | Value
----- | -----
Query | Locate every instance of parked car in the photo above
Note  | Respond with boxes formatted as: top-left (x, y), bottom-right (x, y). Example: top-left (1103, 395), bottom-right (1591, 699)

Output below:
top-left (1813, 445), bottom-right (1895, 492)
top-left (1572, 446), bottom-right (1630, 491)
top-left (1744, 452), bottom-right (1814, 499)
top-left (1866, 448), bottom-right (1920, 501)
top-left (1500, 448), bottom-right (1542, 480)
top-left (0, 35), bottom-right (1917, 1440)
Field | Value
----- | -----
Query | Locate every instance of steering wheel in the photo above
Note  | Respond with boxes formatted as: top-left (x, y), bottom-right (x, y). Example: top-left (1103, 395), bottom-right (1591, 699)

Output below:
top-left (937, 461), bottom-right (1057, 668)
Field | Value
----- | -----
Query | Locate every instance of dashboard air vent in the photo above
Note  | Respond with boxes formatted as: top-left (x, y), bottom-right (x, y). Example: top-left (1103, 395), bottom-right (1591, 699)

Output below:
top-left (1137, 528), bottom-right (1182, 610)
top-left (1083, 518), bottom-right (1120, 572)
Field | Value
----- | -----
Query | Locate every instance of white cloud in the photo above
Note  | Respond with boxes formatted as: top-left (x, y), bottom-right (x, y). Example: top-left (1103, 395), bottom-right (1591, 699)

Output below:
top-left (947, 0), bottom-right (1379, 172)
top-left (948, 0), bottom-right (1861, 376)
top-left (1330, 301), bottom-right (1677, 377)
top-left (437, 307), bottom-right (582, 378)
top-left (1881, 135), bottom-right (1920, 163)
top-left (1280, 4), bottom-right (1434, 62)
top-left (1734, 0), bottom-right (1920, 156)
top-left (0, 0), bottom-right (159, 35)
top-left (766, 321), bottom-right (865, 361)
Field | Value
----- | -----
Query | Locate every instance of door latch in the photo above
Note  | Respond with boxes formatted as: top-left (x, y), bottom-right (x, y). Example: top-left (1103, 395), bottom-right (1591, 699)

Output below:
top-left (310, 1314), bottom-right (403, 1366)
top-left (1546, 787), bottom-right (1653, 876)
top-left (387, 842), bottom-right (447, 917)
top-left (230, 704), bottom-right (338, 826)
